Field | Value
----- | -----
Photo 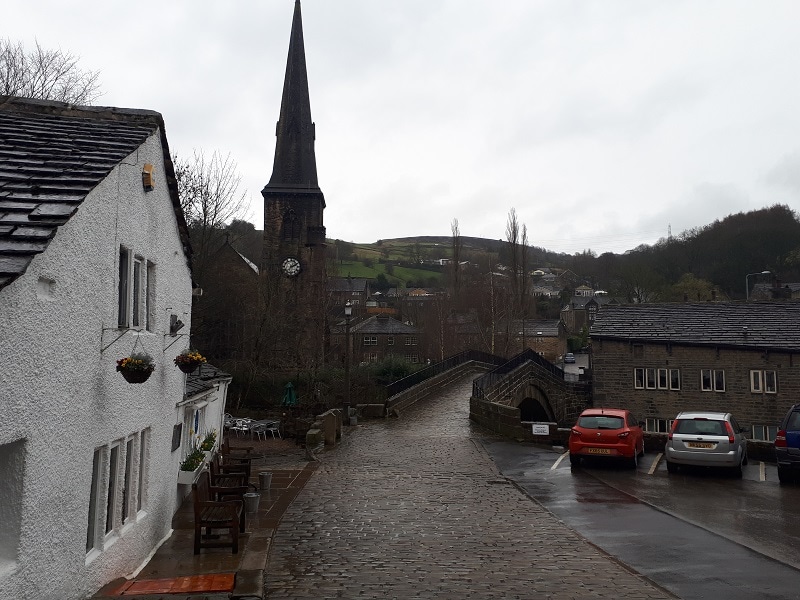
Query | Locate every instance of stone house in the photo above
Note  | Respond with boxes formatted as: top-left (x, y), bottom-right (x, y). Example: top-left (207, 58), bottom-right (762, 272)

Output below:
top-left (328, 276), bottom-right (370, 314)
top-left (0, 97), bottom-right (226, 600)
top-left (351, 314), bottom-right (422, 364)
top-left (590, 302), bottom-right (800, 442)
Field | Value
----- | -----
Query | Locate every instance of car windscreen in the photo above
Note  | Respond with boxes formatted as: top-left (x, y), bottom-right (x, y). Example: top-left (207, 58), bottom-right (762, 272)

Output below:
top-left (578, 415), bottom-right (624, 429)
top-left (674, 419), bottom-right (726, 435)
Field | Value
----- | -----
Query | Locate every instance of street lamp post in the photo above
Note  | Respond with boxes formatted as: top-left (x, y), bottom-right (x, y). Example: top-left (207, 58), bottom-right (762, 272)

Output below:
top-left (343, 301), bottom-right (352, 425)
top-left (745, 270), bottom-right (771, 300)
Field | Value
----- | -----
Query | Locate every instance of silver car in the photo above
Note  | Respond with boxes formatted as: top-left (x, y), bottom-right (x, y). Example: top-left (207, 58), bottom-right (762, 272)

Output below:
top-left (665, 411), bottom-right (748, 476)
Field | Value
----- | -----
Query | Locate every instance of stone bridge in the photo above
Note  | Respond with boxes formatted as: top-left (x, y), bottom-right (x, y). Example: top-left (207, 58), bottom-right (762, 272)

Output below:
top-left (380, 349), bottom-right (591, 444)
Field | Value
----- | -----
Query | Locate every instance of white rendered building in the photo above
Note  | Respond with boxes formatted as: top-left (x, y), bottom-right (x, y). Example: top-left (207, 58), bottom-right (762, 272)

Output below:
top-left (0, 97), bottom-right (225, 599)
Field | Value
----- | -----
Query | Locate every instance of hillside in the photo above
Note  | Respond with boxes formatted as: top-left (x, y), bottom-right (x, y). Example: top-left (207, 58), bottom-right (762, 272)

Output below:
top-left (225, 204), bottom-right (800, 299)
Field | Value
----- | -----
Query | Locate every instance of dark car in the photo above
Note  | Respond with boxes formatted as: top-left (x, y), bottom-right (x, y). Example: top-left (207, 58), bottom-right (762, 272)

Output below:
top-left (775, 404), bottom-right (800, 484)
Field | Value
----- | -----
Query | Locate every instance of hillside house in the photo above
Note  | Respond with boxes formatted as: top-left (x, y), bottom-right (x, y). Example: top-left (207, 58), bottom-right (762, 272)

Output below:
top-left (0, 97), bottom-right (225, 600)
top-left (590, 302), bottom-right (800, 442)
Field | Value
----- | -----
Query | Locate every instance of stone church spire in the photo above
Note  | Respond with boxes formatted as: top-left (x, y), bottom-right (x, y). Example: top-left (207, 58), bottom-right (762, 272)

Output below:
top-left (265, 0), bottom-right (320, 192)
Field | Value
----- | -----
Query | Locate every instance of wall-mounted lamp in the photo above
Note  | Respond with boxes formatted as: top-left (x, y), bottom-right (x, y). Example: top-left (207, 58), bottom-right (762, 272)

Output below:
top-left (142, 163), bottom-right (155, 191)
top-left (170, 314), bottom-right (184, 336)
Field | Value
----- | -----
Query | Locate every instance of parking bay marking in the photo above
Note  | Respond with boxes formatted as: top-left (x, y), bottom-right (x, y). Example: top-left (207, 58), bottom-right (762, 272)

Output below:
top-left (760, 461), bottom-right (766, 481)
top-left (553, 451), bottom-right (569, 470)
top-left (648, 452), bottom-right (663, 475)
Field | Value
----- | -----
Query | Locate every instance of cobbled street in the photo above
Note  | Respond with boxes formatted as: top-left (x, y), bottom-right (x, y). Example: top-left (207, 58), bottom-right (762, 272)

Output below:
top-left (265, 375), bottom-right (674, 599)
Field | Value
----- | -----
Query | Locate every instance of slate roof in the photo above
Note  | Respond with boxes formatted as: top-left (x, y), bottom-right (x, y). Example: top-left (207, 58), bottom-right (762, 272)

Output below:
top-left (0, 96), bottom-right (191, 291)
top-left (329, 277), bottom-right (368, 293)
top-left (591, 302), bottom-right (800, 351)
top-left (185, 362), bottom-right (232, 400)
top-left (352, 314), bottom-right (418, 335)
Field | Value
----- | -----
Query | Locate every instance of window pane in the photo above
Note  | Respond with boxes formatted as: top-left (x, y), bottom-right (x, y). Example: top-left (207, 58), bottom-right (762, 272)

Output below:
top-left (646, 368), bottom-right (656, 389)
top-left (701, 369), bottom-right (712, 391)
top-left (87, 448), bottom-right (102, 552)
top-left (658, 369), bottom-right (668, 389)
top-left (146, 261), bottom-right (155, 332)
top-left (765, 371), bottom-right (777, 393)
top-left (670, 369), bottom-right (680, 390)
top-left (750, 370), bottom-right (762, 392)
top-left (106, 446), bottom-right (119, 534)
top-left (714, 370), bottom-right (725, 392)
top-left (634, 368), bottom-right (644, 389)
top-left (132, 259), bottom-right (142, 327)
top-left (118, 248), bottom-right (129, 327)
top-left (122, 439), bottom-right (134, 523)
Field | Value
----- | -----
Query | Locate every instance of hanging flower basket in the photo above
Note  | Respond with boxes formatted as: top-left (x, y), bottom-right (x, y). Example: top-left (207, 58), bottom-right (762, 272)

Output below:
top-left (174, 349), bottom-right (206, 374)
top-left (116, 352), bottom-right (155, 384)
top-left (120, 368), bottom-right (154, 384)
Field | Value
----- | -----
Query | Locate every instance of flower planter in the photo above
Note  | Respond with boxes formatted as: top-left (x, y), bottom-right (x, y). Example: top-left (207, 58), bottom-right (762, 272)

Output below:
top-left (178, 462), bottom-right (204, 485)
top-left (177, 361), bottom-right (201, 374)
top-left (120, 368), bottom-right (153, 384)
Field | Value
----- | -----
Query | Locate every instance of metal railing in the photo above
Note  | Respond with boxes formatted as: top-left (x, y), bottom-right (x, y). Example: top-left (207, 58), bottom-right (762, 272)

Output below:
top-left (385, 350), bottom-right (506, 398)
top-left (472, 349), bottom-right (565, 399)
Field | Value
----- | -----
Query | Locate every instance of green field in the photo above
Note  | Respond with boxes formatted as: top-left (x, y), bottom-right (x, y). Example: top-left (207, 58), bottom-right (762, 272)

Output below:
top-left (332, 260), bottom-right (441, 287)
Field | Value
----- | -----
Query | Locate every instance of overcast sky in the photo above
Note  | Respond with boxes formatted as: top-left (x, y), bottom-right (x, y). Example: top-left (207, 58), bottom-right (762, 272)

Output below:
top-left (8, 1), bottom-right (800, 254)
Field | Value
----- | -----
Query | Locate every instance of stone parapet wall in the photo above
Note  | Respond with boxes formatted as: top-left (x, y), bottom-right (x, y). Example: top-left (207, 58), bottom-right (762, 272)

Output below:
top-left (385, 361), bottom-right (496, 415)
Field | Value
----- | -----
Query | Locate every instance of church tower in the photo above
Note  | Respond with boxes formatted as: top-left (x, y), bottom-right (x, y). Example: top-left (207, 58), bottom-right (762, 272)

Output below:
top-left (262, 0), bottom-right (327, 367)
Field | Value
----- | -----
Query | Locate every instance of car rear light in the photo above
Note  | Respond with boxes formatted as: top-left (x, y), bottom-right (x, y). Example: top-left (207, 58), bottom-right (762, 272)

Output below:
top-left (724, 421), bottom-right (735, 444)
top-left (617, 431), bottom-right (630, 438)
top-left (668, 419), bottom-right (679, 440)
top-left (775, 430), bottom-right (787, 448)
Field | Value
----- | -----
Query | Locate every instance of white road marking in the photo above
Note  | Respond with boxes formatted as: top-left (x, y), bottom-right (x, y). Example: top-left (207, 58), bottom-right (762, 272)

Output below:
top-left (553, 451), bottom-right (569, 470)
top-left (760, 462), bottom-right (766, 481)
top-left (648, 453), bottom-right (663, 475)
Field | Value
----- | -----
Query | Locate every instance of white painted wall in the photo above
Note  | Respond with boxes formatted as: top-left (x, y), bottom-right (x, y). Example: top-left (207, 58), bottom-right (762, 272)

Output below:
top-left (0, 130), bottom-right (196, 600)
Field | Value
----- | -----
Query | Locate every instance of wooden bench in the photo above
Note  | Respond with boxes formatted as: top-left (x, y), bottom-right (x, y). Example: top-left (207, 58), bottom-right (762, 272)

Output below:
top-left (209, 454), bottom-right (251, 496)
top-left (192, 470), bottom-right (245, 554)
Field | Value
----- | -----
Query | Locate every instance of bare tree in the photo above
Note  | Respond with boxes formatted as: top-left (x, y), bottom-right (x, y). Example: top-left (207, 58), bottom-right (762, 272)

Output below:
top-left (174, 150), bottom-right (249, 279)
top-left (450, 218), bottom-right (463, 297)
top-left (0, 39), bottom-right (101, 104)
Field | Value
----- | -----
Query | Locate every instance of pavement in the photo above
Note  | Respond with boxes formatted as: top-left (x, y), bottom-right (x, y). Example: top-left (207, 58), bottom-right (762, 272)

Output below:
top-left (93, 437), bottom-right (315, 600)
top-left (95, 374), bottom-right (678, 599)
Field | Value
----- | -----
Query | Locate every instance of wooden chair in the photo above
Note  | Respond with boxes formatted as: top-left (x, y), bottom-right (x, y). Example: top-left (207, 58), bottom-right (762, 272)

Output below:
top-left (192, 471), bottom-right (244, 554)
top-left (221, 437), bottom-right (255, 480)
top-left (209, 454), bottom-right (250, 496)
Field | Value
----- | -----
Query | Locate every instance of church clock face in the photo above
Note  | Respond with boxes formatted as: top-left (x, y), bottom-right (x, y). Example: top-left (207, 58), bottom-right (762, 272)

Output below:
top-left (281, 257), bottom-right (301, 277)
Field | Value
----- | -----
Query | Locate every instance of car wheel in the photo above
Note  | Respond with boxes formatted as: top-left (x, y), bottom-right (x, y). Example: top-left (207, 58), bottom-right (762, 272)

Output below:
top-left (569, 453), bottom-right (580, 468)
top-left (666, 460), bottom-right (677, 474)
top-left (742, 452), bottom-right (748, 466)
top-left (778, 466), bottom-right (791, 485)
top-left (628, 451), bottom-right (638, 469)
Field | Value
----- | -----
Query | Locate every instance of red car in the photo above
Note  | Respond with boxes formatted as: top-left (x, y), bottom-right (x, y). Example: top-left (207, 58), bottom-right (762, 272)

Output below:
top-left (569, 408), bottom-right (644, 468)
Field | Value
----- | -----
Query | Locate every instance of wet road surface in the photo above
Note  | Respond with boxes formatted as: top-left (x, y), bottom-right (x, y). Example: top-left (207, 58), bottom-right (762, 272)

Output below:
top-left (484, 439), bottom-right (800, 600)
top-left (265, 375), bottom-right (673, 599)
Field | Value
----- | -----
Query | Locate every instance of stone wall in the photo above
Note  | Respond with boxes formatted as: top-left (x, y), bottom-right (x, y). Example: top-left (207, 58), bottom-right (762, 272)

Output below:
top-left (592, 338), bottom-right (800, 431)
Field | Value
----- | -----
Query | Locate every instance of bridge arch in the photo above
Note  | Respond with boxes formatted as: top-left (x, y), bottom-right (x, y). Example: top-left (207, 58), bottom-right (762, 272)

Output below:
top-left (514, 382), bottom-right (555, 422)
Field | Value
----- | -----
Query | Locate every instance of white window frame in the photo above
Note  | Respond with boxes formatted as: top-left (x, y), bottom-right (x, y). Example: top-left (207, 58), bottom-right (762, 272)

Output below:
top-left (644, 418), bottom-right (674, 433)
top-left (645, 368), bottom-right (656, 390)
top-left (86, 447), bottom-right (104, 554)
top-left (634, 368), bottom-right (644, 389)
top-left (751, 424), bottom-right (778, 442)
top-left (105, 442), bottom-right (121, 537)
top-left (657, 368), bottom-right (668, 390)
top-left (387, 336), bottom-right (394, 346)
top-left (363, 336), bottom-right (377, 346)
top-left (137, 428), bottom-right (150, 513)
top-left (669, 369), bottom-right (681, 391)
top-left (118, 246), bottom-right (155, 331)
top-left (701, 369), bottom-right (725, 392)
top-left (751, 370), bottom-right (777, 394)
